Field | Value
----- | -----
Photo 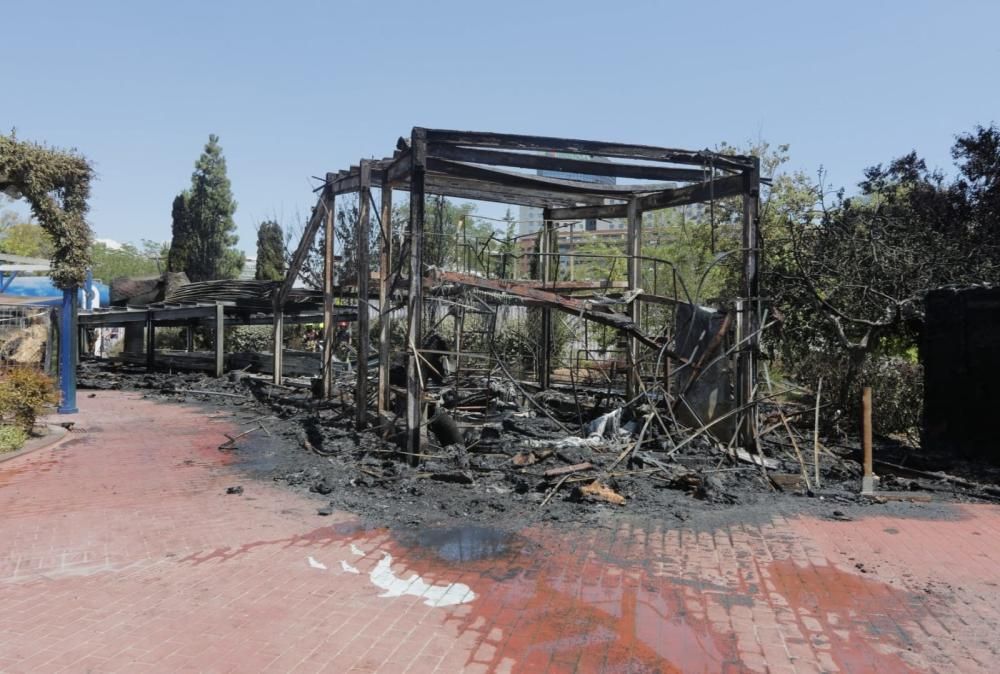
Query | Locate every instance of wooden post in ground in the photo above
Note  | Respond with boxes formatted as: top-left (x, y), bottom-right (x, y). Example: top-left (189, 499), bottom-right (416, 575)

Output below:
top-left (626, 198), bottom-right (642, 401)
top-left (272, 306), bottom-right (283, 383)
top-left (322, 192), bottom-right (336, 398)
top-left (145, 311), bottom-right (155, 370)
top-left (862, 386), bottom-right (875, 494)
top-left (406, 128), bottom-right (427, 460)
top-left (539, 209), bottom-right (553, 391)
top-left (377, 183), bottom-right (393, 422)
top-left (214, 303), bottom-right (225, 377)
top-left (737, 158), bottom-right (761, 450)
top-left (355, 161), bottom-right (371, 429)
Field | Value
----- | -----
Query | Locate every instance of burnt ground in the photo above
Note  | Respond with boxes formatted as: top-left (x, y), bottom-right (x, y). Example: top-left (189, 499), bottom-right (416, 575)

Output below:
top-left (79, 360), bottom-right (1000, 533)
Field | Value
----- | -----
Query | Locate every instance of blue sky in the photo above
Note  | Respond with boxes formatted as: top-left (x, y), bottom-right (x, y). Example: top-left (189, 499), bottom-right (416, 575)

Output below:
top-left (3, 0), bottom-right (998, 254)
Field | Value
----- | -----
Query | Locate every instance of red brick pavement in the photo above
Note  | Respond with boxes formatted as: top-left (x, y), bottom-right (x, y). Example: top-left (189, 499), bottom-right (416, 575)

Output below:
top-left (0, 392), bottom-right (997, 673)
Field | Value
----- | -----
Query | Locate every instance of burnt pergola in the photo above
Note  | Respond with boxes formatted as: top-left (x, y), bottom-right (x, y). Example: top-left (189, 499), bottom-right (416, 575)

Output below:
top-left (277, 128), bottom-right (761, 456)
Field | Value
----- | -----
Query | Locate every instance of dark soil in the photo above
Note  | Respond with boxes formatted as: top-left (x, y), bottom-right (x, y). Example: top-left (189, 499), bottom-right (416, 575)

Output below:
top-left (79, 359), bottom-right (1000, 533)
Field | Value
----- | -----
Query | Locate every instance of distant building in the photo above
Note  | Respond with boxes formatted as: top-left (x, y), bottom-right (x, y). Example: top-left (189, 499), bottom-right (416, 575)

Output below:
top-left (239, 256), bottom-right (257, 281)
top-left (514, 154), bottom-right (633, 278)
top-left (517, 153), bottom-right (620, 237)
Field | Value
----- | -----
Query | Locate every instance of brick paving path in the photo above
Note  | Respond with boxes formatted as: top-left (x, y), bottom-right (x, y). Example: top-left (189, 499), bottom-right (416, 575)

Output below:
top-left (0, 392), bottom-right (997, 673)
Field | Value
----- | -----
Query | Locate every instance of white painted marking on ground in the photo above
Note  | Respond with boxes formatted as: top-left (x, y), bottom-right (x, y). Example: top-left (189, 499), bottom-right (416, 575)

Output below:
top-left (350, 543), bottom-right (365, 557)
top-left (307, 556), bottom-right (327, 570)
top-left (369, 552), bottom-right (476, 608)
top-left (340, 560), bottom-right (360, 574)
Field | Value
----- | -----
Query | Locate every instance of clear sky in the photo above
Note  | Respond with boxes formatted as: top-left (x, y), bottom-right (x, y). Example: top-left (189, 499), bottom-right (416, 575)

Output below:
top-left (3, 0), bottom-right (998, 253)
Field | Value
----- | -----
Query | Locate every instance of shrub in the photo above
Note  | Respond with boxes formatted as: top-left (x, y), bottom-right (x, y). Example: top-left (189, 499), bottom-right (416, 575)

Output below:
top-left (779, 351), bottom-right (923, 437)
top-left (0, 367), bottom-right (58, 432)
top-left (226, 326), bottom-right (273, 353)
top-left (0, 425), bottom-right (28, 453)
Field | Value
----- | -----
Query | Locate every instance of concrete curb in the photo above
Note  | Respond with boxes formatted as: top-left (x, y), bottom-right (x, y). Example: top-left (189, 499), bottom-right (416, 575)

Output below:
top-left (0, 424), bottom-right (71, 465)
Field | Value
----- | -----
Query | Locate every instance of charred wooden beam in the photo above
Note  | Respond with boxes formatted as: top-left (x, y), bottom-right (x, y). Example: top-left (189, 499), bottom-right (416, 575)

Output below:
top-left (355, 160), bottom-right (372, 429)
top-left (378, 184), bottom-right (393, 421)
top-left (427, 143), bottom-right (714, 183)
top-left (637, 173), bottom-right (745, 212)
top-left (423, 128), bottom-right (755, 170)
top-left (431, 270), bottom-right (675, 355)
top-left (322, 192), bottom-right (336, 397)
top-left (427, 157), bottom-right (672, 198)
top-left (406, 129), bottom-right (427, 459)
top-left (626, 198), bottom-right (641, 400)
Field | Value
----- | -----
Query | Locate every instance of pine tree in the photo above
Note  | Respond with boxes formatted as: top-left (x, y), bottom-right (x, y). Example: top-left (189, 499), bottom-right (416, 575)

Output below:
top-left (255, 220), bottom-right (285, 280)
top-left (167, 135), bottom-right (243, 281)
top-left (166, 192), bottom-right (191, 274)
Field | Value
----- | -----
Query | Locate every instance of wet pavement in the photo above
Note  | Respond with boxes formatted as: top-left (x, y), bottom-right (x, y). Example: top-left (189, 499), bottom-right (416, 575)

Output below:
top-left (0, 391), bottom-right (998, 673)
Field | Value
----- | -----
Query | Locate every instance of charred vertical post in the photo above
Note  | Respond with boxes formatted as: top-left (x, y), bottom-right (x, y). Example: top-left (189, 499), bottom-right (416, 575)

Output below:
top-left (272, 306), bottom-right (283, 383)
top-left (406, 129), bottom-right (427, 459)
top-left (626, 198), bottom-right (642, 400)
top-left (214, 303), bottom-right (225, 377)
top-left (322, 192), bottom-right (336, 397)
top-left (378, 183), bottom-right (393, 421)
top-left (737, 158), bottom-right (761, 449)
top-left (356, 161), bottom-right (372, 429)
top-left (145, 310), bottom-right (155, 370)
top-left (539, 209), bottom-right (553, 390)
top-left (862, 386), bottom-right (874, 494)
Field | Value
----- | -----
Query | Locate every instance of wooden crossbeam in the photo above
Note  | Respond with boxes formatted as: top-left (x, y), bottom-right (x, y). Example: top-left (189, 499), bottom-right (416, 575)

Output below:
top-left (427, 143), bottom-right (715, 183)
top-left (423, 128), bottom-right (755, 170)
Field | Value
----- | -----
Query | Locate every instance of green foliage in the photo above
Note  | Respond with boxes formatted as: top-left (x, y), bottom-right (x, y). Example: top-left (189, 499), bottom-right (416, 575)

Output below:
top-left (225, 326), bottom-right (273, 353)
top-left (254, 220), bottom-right (285, 280)
top-left (89, 240), bottom-right (164, 283)
top-left (0, 221), bottom-right (54, 258)
top-left (0, 424), bottom-right (28, 453)
top-left (335, 196), bottom-right (378, 283)
top-left (166, 135), bottom-right (243, 281)
top-left (0, 132), bottom-right (94, 288)
top-left (764, 125), bottom-right (1000, 420)
top-left (0, 366), bottom-right (58, 432)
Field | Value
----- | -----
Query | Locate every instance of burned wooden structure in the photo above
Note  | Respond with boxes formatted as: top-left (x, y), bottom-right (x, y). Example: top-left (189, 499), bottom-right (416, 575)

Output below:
top-left (285, 128), bottom-right (763, 457)
top-left (78, 280), bottom-right (356, 377)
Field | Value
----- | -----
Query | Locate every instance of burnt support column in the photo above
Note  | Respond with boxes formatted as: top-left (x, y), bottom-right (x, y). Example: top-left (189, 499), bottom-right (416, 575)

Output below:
top-left (322, 193), bottom-right (337, 397)
top-left (626, 198), bottom-right (642, 401)
top-left (378, 184), bottom-right (393, 421)
top-left (406, 129), bottom-right (427, 459)
top-left (272, 303), bottom-right (284, 383)
top-left (145, 311), bottom-right (155, 370)
top-left (355, 161), bottom-right (372, 429)
top-left (539, 209), bottom-right (553, 390)
top-left (737, 157), bottom-right (761, 449)
top-left (214, 303), bottom-right (225, 377)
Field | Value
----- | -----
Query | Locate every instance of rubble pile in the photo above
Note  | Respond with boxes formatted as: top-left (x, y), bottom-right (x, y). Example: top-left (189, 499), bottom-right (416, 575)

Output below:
top-left (79, 359), bottom-right (1000, 528)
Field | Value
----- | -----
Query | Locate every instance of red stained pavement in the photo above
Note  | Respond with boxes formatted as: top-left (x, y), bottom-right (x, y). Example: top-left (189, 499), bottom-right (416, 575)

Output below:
top-left (0, 392), bottom-right (998, 673)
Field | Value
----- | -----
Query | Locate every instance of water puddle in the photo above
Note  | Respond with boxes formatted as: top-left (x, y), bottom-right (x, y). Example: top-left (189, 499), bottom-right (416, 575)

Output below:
top-left (395, 524), bottom-right (529, 563)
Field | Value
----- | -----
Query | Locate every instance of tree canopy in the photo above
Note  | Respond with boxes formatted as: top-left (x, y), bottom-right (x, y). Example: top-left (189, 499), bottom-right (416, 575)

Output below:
top-left (166, 135), bottom-right (243, 281)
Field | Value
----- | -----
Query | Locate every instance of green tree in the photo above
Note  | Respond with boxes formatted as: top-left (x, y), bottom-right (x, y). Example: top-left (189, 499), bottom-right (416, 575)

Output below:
top-left (166, 135), bottom-right (243, 281)
top-left (254, 220), bottom-right (285, 280)
top-left (89, 240), bottom-right (165, 283)
top-left (764, 126), bottom-right (1000, 427)
top-left (0, 221), bottom-right (53, 258)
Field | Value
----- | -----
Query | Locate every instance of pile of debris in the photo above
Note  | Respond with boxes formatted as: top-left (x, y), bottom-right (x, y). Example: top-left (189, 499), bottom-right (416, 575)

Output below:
top-left (78, 357), bottom-right (1000, 528)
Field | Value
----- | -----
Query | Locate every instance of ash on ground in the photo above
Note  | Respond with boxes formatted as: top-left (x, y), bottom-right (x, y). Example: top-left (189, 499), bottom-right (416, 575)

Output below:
top-left (79, 360), bottom-right (1000, 531)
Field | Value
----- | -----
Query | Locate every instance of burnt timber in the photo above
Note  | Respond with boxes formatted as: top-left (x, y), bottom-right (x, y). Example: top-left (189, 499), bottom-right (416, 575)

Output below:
top-left (285, 128), bottom-right (762, 456)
